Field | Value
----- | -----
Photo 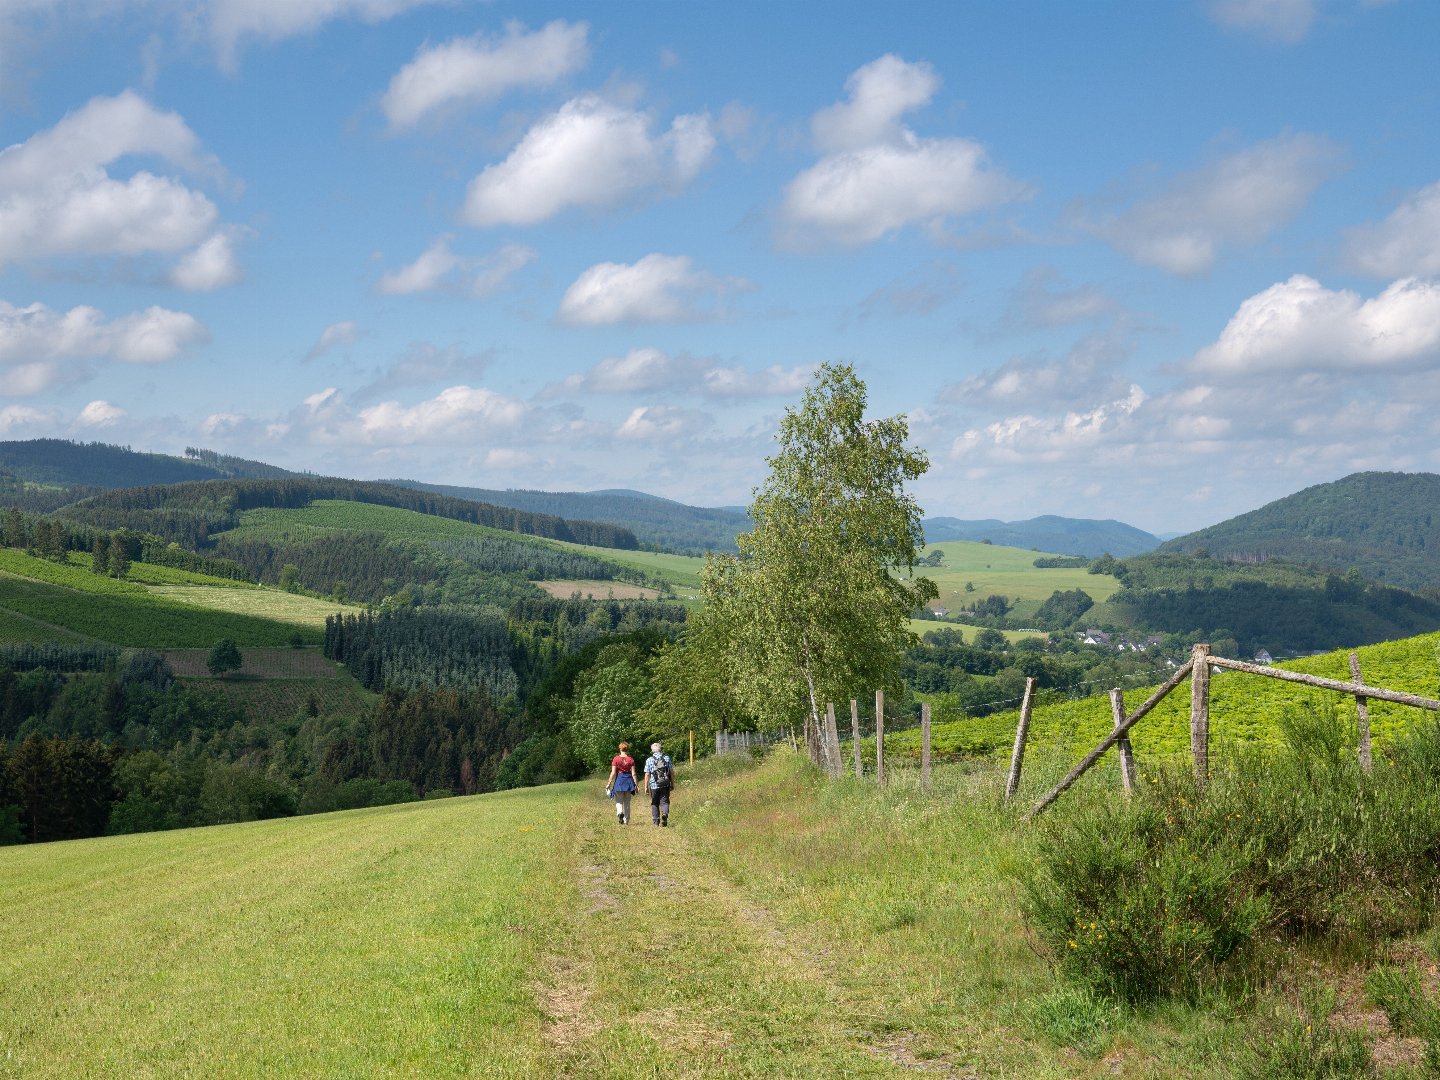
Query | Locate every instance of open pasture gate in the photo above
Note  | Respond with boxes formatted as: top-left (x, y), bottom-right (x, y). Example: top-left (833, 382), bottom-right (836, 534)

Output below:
top-left (1022, 643), bottom-right (1440, 818)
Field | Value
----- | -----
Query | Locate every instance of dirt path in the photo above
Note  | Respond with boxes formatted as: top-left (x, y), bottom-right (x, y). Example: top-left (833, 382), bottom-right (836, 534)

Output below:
top-left (531, 796), bottom-right (975, 1079)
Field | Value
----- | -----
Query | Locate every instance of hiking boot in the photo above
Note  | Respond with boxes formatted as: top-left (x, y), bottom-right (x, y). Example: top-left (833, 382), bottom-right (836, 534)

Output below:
top-left (661, 816), bottom-right (668, 827)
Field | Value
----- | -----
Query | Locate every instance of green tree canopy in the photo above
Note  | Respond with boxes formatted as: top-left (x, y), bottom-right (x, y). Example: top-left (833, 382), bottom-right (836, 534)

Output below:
top-left (206, 638), bottom-right (243, 678)
top-left (685, 362), bottom-right (937, 765)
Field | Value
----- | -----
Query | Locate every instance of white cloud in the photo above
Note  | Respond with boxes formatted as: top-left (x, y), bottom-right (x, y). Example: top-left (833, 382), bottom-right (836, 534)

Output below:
top-left (781, 55), bottom-right (1024, 246)
top-left (1088, 133), bottom-right (1343, 274)
top-left (811, 54), bottom-right (940, 153)
top-left (382, 20), bottom-right (589, 128)
top-left (1208, 0), bottom-right (1316, 43)
top-left (355, 385), bottom-right (529, 444)
top-left (209, 0), bottom-right (447, 67)
top-left (378, 236), bottom-right (537, 296)
top-left (463, 95), bottom-right (714, 226)
top-left (1005, 267), bottom-right (1116, 328)
top-left (1195, 275), bottom-right (1440, 373)
top-left (0, 91), bottom-right (239, 282)
top-left (701, 364), bottom-right (812, 399)
top-left (0, 299), bottom-right (207, 394)
top-left (557, 254), bottom-right (751, 325)
top-left (950, 385), bottom-right (1147, 462)
top-left (616, 404), bottom-right (704, 442)
top-left (74, 399), bottom-right (126, 428)
top-left (170, 229), bottom-right (243, 290)
top-left (306, 320), bottom-right (359, 360)
top-left (543, 348), bottom-right (811, 400)
top-left (944, 331), bottom-right (1132, 411)
top-left (1347, 181), bottom-right (1440, 278)
top-left (0, 404), bottom-right (53, 436)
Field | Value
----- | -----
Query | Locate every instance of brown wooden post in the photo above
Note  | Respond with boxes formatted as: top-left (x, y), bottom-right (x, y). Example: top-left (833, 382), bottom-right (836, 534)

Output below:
top-left (875, 689), bottom-right (886, 784)
top-left (1004, 677), bottom-right (1037, 804)
top-left (1111, 687), bottom-right (1135, 795)
top-left (921, 702), bottom-right (932, 793)
top-left (1350, 652), bottom-right (1372, 774)
top-left (850, 699), bottom-right (863, 779)
top-left (1190, 643), bottom-right (1211, 788)
top-left (824, 702), bottom-right (842, 778)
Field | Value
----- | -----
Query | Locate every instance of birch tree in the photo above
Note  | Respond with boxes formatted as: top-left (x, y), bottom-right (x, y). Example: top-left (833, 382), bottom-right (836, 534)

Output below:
top-left (695, 362), bottom-right (937, 766)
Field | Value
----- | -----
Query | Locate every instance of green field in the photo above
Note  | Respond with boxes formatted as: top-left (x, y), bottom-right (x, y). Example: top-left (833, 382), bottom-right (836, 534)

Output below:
top-left (914, 540), bottom-right (1121, 619)
top-left (0, 563), bottom-right (324, 649)
top-left (882, 630), bottom-right (1440, 774)
top-left (543, 539), bottom-right (706, 596)
top-left (223, 500), bottom-right (533, 544)
top-left (144, 584), bottom-right (349, 628)
top-left (10, 740), bottom-right (1404, 1077)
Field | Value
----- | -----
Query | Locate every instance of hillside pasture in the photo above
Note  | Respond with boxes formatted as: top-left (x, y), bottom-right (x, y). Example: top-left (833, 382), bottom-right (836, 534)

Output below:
top-left (913, 540), bottom-right (1121, 623)
top-left (534, 579), bottom-right (663, 600)
top-left (0, 573), bottom-right (318, 648)
top-left (0, 607), bottom-right (88, 644)
top-left (144, 584), bottom-right (349, 628)
top-left (223, 499), bottom-right (544, 545)
top-left (885, 630), bottom-right (1440, 772)
top-left (543, 540), bottom-right (705, 595)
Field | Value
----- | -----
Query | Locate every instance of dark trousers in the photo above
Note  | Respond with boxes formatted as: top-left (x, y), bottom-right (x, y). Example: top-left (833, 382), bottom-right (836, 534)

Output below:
top-left (649, 787), bottom-right (670, 824)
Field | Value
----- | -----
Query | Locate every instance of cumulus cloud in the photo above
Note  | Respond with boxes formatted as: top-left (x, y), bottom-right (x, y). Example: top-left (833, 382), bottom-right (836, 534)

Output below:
top-left (382, 20), bottom-right (589, 128)
top-left (950, 385), bottom-right (1148, 463)
top-left (1086, 133), bottom-right (1344, 274)
top-left (943, 331), bottom-right (1133, 411)
top-left (305, 320), bottom-right (359, 360)
top-left (0, 404), bottom-right (53, 436)
top-left (557, 254), bottom-right (751, 325)
top-left (74, 400), bottom-right (126, 428)
top-left (209, 0), bottom-right (447, 67)
top-left (463, 95), bottom-right (714, 226)
top-left (543, 348), bottom-right (811, 400)
top-left (1194, 275), bottom-right (1440, 374)
top-left (616, 404), bottom-right (707, 442)
top-left (1004, 266), bottom-right (1117, 328)
top-left (170, 229), bottom-right (244, 290)
top-left (377, 236), bottom-right (537, 297)
top-left (1346, 181), bottom-right (1440, 278)
top-left (781, 54), bottom-right (1025, 247)
top-left (1207, 0), bottom-right (1316, 43)
top-left (0, 299), bottom-right (208, 394)
top-left (0, 91), bottom-right (240, 284)
top-left (355, 385), bottom-right (529, 444)
top-left (352, 342), bottom-right (493, 401)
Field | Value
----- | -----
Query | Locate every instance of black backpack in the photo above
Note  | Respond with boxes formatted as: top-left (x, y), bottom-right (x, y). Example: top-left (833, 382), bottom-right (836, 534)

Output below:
top-left (650, 755), bottom-right (673, 791)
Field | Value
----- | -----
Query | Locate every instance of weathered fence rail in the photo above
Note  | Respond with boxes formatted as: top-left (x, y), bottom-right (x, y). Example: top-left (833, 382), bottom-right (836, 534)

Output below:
top-left (1026, 643), bottom-right (1440, 818)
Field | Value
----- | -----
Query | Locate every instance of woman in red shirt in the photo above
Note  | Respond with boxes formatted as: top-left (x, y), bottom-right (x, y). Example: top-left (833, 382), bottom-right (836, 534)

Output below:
top-left (604, 741), bottom-right (640, 824)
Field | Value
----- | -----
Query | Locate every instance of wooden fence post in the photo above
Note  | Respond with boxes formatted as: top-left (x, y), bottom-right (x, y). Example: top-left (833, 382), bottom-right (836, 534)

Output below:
top-left (850, 699), bottom-right (863, 779)
top-left (875, 689), bottom-right (886, 785)
top-left (1111, 687), bottom-right (1135, 794)
top-left (689, 730), bottom-right (694, 767)
top-left (824, 702), bottom-right (842, 778)
top-left (1004, 677), bottom-right (1036, 804)
top-left (921, 702), bottom-right (932, 793)
top-left (1350, 652), bottom-right (1372, 774)
top-left (1190, 643), bottom-right (1211, 789)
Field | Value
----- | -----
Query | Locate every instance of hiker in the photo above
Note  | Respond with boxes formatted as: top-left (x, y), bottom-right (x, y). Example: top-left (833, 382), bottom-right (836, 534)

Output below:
top-left (605, 741), bottom-right (639, 824)
top-left (644, 741), bottom-right (675, 827)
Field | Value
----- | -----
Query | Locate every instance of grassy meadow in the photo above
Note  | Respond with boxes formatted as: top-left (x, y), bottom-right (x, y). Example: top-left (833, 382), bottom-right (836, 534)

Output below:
top-left (16, 740), bottom-right (1432, 1077)
top-left (914, 540), bottom-right (1122, 622)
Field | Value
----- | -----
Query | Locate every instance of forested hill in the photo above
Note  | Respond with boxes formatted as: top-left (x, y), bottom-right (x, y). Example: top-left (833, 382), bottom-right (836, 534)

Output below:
top-left (58, 478), bottom-right (639, 550)
top-left (387, 479), bottom-right (749, 554)
top-left (923, 514), bottom-right (1160, 557)
top-left (1159, 472), bottom-right (1440, 591)
top-left (0, 439), bottom-right (297, 489)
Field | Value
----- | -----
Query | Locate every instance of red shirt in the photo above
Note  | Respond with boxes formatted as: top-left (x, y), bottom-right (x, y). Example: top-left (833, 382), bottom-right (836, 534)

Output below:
top-left (612, 754), bottom-right (635, 772)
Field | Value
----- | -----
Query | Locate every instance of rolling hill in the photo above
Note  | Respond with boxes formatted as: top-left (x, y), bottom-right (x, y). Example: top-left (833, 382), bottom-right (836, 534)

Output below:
top-left (1160, 471), bottom-right (1440, 591)
top-left (387, 478), bottom-right (750, 555)
top-left (922, 514), bottom-right (1160, 557)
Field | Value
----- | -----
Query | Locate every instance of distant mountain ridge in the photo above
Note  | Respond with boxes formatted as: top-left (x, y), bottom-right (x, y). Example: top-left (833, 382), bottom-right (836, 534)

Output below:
top-left (1160, 471), bottom-right (1440, 591)
top-left (387, 479), bottom-right (749, 555)
top-left (0, 439), bottom-right (297, 489)
top-left (923, 515), bottom-right (1161, 557)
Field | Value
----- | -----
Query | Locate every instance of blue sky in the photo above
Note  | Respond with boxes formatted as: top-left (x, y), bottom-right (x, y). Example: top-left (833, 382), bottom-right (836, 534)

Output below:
top-left (1, 0), bottom-right (1438, 533)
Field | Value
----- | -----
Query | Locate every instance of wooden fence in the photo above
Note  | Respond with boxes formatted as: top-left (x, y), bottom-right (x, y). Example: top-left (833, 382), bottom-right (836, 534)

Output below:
top-left (1022, 642), bottom-right (1440, 818)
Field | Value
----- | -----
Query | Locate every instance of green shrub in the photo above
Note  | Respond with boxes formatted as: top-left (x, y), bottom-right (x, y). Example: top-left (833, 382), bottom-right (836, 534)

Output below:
top-left (1022, 702), bottom-right (1440, 1002)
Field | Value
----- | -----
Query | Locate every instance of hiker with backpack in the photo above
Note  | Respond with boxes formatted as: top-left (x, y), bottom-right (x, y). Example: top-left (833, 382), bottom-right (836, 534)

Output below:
top-left (605, 741), bottom-right (640, 825)
top-left (644, 742), bottom-right (675, 827)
